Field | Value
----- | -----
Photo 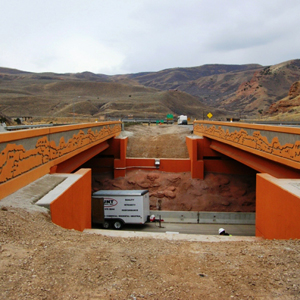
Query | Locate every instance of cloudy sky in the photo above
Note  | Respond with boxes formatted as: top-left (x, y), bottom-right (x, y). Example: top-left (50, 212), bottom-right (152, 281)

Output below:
top-left (1, 0), bottom-right (300, 75)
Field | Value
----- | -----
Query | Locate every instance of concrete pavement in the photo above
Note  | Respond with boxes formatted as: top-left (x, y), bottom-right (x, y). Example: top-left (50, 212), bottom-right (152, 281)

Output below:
top-left (85, 222), bottom-right (259, 242)
top-left (127, 222), bottom-right (255, 236)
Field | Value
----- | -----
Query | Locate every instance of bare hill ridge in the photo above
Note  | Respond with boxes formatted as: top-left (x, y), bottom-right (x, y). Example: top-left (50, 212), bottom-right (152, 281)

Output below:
top-left (0, 73), bottom-right (208, 120)
top-left (0, 59), bottom-right (300, 122)
top-left (118, 60), bottom-right (300, 117)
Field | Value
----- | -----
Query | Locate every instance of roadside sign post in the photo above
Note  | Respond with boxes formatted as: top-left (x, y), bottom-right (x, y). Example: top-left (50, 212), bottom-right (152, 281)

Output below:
top-left (166, 114), bottom-right (173, 124)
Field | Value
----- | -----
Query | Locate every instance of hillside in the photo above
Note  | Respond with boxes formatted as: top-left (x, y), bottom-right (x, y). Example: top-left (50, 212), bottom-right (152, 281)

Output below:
top-left (220, 60), bottom-right (300, 115)
top-left (118, 60), bottom-right (300, 117)
top-left (0, 72), bottom-right (209, 121)
top-left (1, 59), bottom-right (300, 122)
top-left (264, 80), bottom-right (300, 120)
top-left (116, 64), bottom-right (262, 89)
top-left (114, 64), bottom-right (263, 117)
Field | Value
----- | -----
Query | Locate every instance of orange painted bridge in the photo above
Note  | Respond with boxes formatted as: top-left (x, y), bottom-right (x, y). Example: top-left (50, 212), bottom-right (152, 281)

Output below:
top-left (0, 120), bottom-right (300, 240)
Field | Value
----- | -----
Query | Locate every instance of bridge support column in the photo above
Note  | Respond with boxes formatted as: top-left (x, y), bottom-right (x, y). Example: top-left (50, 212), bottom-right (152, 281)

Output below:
top-left (114, 137), bottom-right (128, 178)
top-left (186, 136), bottom-right (204, 179)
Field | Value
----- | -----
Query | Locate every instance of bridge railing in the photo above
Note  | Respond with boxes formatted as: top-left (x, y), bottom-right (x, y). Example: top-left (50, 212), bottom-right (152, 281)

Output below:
top-left (194, 120), bottom-right (300, 170)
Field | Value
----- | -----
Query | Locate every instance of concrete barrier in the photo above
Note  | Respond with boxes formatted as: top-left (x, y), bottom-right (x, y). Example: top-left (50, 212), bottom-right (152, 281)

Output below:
top-left (36, 174), bottom-right (81, 209)
top-left (150, 210), bottom-right (255, 225)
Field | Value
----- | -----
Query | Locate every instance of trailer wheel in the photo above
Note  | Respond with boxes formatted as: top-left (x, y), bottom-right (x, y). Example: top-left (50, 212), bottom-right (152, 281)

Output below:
top-left (113, 220), bottom-right (123, 230)
top-left (103, 221), bottom-right (110, 229)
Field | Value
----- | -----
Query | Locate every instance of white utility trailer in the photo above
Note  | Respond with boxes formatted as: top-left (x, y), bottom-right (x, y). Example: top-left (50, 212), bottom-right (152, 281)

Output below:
top-left (92, 190), bottom-right (150, 229)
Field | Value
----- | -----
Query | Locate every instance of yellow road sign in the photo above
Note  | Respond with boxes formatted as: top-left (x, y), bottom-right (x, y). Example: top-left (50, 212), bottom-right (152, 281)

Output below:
top-left (207, 112), bottom-right (213, 119)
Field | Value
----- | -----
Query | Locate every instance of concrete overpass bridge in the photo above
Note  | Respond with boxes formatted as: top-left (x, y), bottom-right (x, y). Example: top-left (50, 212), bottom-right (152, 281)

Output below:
top-left (0, 120), bottom-right (300, 240)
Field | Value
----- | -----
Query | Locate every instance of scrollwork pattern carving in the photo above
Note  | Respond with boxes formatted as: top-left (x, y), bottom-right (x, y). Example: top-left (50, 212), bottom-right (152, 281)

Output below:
top-left (194, 123), bottom-right (300, 163)
top-left (0, 124), bottom-right (121, 183)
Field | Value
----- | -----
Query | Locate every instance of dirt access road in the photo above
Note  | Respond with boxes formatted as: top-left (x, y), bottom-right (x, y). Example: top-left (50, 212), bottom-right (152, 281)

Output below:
top-left (0, 124), bottom-right (300, 299)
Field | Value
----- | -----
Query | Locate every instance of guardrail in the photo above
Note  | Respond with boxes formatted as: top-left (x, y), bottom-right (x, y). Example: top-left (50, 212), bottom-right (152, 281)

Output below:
top-left (150, 211), bottom-right (255, 224)
top-left (4, 124), bottom-right (55, 131)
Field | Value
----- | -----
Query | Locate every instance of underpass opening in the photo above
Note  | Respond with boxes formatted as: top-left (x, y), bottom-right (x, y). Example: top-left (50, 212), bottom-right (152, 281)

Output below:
top-left (87, 124), bottom-right (258, 235)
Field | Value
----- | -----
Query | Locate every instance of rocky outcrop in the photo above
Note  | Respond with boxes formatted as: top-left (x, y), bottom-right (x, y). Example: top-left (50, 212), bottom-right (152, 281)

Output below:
top-left (288, 81), bottom-right (300, 98)
top-left (265, 81), bottom-right (300, 115)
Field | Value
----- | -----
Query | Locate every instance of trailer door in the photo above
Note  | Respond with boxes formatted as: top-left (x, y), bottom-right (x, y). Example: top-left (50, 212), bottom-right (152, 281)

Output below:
top-left (92, 197), bottom-right (104, 224)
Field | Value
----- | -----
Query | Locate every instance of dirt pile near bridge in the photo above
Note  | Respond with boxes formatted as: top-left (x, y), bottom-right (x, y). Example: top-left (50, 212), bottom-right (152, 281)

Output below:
top-left (1, 207), bottom-right (299, 299)
top-left (122, 124), bottom-right (192, 158)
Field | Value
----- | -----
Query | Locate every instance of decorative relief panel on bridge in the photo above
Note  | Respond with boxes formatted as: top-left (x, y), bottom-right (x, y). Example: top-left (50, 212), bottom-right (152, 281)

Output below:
top-left (0, 124), bottom-right (121, 183)
top-left (194, 123), bottom-right (300, 164)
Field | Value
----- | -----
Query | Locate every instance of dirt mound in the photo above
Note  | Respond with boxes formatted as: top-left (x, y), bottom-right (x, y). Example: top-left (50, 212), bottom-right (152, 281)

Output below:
top-left (1, 207), bottom-right (299, 299)
top-left (123, 124), bottom-right (192, 158)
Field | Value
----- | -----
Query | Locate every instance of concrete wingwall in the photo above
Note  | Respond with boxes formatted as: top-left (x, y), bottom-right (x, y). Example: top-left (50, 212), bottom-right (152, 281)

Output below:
top-left (256, 173), bottom-right (300, 239)
top-left (50, 169), bottom-right (92, 231)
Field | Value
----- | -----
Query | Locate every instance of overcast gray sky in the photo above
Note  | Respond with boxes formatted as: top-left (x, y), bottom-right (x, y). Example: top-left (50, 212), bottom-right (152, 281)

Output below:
top-left (1, 0), bottom-right (300, 75)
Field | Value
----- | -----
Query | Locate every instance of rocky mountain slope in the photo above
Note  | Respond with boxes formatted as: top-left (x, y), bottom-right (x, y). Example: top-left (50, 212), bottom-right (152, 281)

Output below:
top-left (221, 60), bottom-right (300, 115)
top-left (0, 71), bottom-right (209, 121)
top-left (0, 59), bottom-right (299, 122)
top-left (118, 60), bottom-right (300, 117)
top-left (264, 80), bottom-right (300, 118)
